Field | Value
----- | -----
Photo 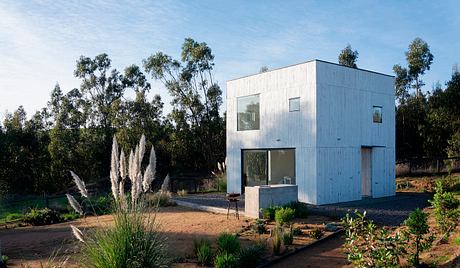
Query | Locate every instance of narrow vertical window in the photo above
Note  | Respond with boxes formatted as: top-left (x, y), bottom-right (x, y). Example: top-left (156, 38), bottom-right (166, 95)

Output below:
top-left (237, 94), bottom-right (260, 131)
top-left (373, 106), bottom-right (382, 123)
top-left (289, 97), bottom-right (300, 112)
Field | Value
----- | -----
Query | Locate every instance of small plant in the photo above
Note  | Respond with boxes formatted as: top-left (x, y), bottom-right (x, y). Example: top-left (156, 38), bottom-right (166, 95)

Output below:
top-left (214, 252), bottom-right (238, 268)
top-left (252, 219), bottom-right (266, 234)
top-left (284, 202), bottom-right (308, 218)
top-left (308, 228), bottom-right (324, 239)
top-left (261, 205), bottom-right (278, 220)
top-left (430, 181), bottom-right (459, 240)
top-left (403, 208), bottom-right (434, 267)
top-left (238, 245), bottom-right (265, 268)
top-left (272, 227), bottom-right (283, 256)
top-left (283, 226), bottom-right (294, 245)
top-left (217, 233), bottom-right (240, 254)
top-left (212, 161), bottom-right (227, 192)
top-left (61, 211), bottom-right (80, 221)
top-left (342, 210), bottom-right (406, 268)
top-left (148, 191), bottom-right (174, 207)
top-left (292, 226), bottom-right (302, 236)
top-left (1, 255), bottom-right (8, 265)
top-left (275, 207), bottom-right (295, 226)
top-left (194, 239), bottom-right (213, 266)
top-left (177, 189), bottom-right (187, 197)
top-left (24, 208), bottom-right (63, 226)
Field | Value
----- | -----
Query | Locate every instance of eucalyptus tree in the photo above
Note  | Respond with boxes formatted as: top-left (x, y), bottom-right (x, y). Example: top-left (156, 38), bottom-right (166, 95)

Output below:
top-left (143, 38), bottom-right (224, 170)
top-left (338, 45), bottom-right (359, 68)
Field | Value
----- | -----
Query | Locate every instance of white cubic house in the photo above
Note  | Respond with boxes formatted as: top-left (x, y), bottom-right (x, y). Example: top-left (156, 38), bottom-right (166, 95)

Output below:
top-left (226, 59), bottom-right (395, 205)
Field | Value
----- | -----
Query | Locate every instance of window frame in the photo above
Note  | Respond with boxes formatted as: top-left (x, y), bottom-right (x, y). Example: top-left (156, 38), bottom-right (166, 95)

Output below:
top-left (373, 106), bottom-right (383, 123)
top-left (288, 97), bottom-right (300, 112)
top-left (237, 94), bottom-right (260, 131)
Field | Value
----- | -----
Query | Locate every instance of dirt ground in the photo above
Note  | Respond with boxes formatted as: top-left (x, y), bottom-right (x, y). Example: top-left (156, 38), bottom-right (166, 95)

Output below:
top-left (0, 206), bottom-right (250, 267)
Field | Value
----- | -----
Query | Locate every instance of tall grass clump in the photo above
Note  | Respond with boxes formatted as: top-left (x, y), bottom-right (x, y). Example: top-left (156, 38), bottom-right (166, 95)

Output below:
top-left (212, 160), bottom-right (227, 192)
top-left (66, 135), bottom-right (171, 267)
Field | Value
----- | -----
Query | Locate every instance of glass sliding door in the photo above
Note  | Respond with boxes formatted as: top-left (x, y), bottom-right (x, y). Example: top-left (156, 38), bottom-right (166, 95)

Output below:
top-left (242, 149), bottom-right (295, 190)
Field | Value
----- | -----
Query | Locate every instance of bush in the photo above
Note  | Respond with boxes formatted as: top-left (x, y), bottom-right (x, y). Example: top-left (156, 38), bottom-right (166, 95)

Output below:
top-left (4, 212), bottom-right (23, 222)
top-left (342, 210), bottom-right (406, 268)
top-left (403, 208), bottom-right (434, 267)
top-left (430, 181), bottom-right (460, 240)
top-left (24, 208), bottom-right (63, 226)
top-left (81, 212), bottom-right (170, 267)
top-left (194, 239), bottom-right (213, 266)
top-left (283, 227), bottom-right (294, 245)
top-left (214, 253), bottom-right (238, 268)
top-left (275, 207), bottom-right (295, 226)
top-left (284, 202), bottom-right (308, 218)
top-left (217, 233), bottom-right (240, 254)
top-left (252, 219), bottom-right (266, 234)
top-left (148, 191), bottom-right (174, 207)
top-left (238, 245), bottom-right (265, 268)
top-left (261, 205), bottom-right (278, 220)
top-left (61, 212), bottom-right (80, 221)
top-left (308, 228), bottom-right (324, 239)
top-left (177, 189), bottom-right (187, 197)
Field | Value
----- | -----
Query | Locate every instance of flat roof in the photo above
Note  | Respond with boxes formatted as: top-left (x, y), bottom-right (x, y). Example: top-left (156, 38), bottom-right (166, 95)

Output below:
top-left (227, 59), bottom-right (394, 82)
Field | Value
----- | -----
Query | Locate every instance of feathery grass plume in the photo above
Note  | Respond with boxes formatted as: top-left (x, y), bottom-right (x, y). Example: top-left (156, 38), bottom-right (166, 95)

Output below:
top-left (142, 146), bottom-right (156, 192)
top-left (128, 150), bottom-right (134, 181)
top-left (119, 180), bottom-right (125, 199)
top-left (70, 170), bottom-right (89, 198)
top-left (70, 225), bottom-right (85, 243)
top-left (138, 134), bottom-right (146, 167)
top-left (161, 174), bottom-right (170, 192)
top-left (66, 194), bottom-right (83, 215)
top-left (119, 150), bottom-right (127, 180)
top-left (110, 137), bottom-right (120, 201)
top-left (218, 162), bottom-right (222, 172)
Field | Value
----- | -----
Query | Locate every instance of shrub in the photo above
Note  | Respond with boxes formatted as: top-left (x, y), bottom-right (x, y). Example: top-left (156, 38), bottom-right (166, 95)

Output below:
top-left (252, 219), bottom-right (266, 234)
top-left (261, 205), bottom-right (278, 220)
top-left (90, 195), bottom-right (113, 215)
top-left (1, 255), bottom-right (8, 265)
top-left (284, 202), bottom-right (308, 218)
top-left (148, 191), bottom-right (174, 207)
top-left (342, 210), bottom-right (406, 268)
top-left (193, 238), bottom-right (211, 255)
top-left (283, 227), bottom-right (294, 245)
top-left (24, 208), bottom-right (63, 226)
top-left (430, 181), bottom-right (459, 240)
top-left (292, 227), bottom-right (302, 236)
top-left (4, 212), bottom-right (23, 222)
top-left (238, 245), bottom-right (265, 268)
top-left (61, 212), bottom-right (80, 221)
top-left (214, 253), bottom-right (238, 268)
top-left (177, 189), bottom-right (187, 197)
top-left (195, 240), bottom-right (213, 266)
top-left (275, 207), bottom-right (295, 226)
top-left (403, 208), bottom-right (434, 267)
top-left (217, 233), bottom-right (240, 254)
top-left (308, 228), bottom-right (324, 239)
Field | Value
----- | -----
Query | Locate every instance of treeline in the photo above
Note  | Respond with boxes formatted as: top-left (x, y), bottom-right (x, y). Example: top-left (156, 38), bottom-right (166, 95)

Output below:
top-left (0, 38), bottom-right (225, 195)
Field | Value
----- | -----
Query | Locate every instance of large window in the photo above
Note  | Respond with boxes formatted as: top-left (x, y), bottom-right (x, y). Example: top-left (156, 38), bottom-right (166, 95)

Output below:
top-left (237, 94), bottom-right (260, 131)
top-left (373, 106), bottom-right (382, 123)
top-left (242, 149), bottom-right (295, 189)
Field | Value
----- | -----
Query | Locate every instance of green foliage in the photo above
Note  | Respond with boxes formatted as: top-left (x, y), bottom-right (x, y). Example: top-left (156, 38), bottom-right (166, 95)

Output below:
top-left (147, 191), bottom-right (174, 207)
top-left (84, 195), bottom-right (113, 215)
top-left (338, 44), bottom-right (359, 68)
top-left (194, 240), bottom-right (213, 266)
top-left (214, 253), bottom-right (238, 268)
top-left (61, 212), bottom-right (80, 221)
top-left (403, 208), bottom-right (434, 267)
top-left (283, 201), bottom-right (308, 218)
top-left (430, 181), bottom-right (460, 240)
top-left (1, 255), bottom-right (8, 265)
top-left (23, 208), bottom-right (63, 226)
top-left (275, 207), bottom-right (295, 226)
top-left (252, 219), bottom-right (267, 234)
top-left (342, 210), bottom-right (406, 268)
top-left (282, 226), bottom-right (294, 245)
top-left (272, 227), bottom-right (283, 256)
top-left (217, 233), bottom-right (240, 254)
top-left (80, 212), bottom-right (170, 268)
top-left (308, 228), bottom-right (324, 240)
top-left (261, 205), bottom-right (278, 220)
top-left (238, 245), bottom-right (265, 268)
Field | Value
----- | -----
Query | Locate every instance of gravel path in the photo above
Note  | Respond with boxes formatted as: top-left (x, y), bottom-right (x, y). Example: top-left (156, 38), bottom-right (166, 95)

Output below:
top-left (175, 192), bottom-right (431, 226)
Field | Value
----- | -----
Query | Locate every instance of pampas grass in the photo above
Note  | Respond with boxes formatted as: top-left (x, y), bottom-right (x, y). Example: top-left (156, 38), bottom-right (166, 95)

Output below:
top-left (161, 174), bottom-right (170, 192)
top-left (66, 194), bottom-right (83, 215)
top-left (70, 171), bottom-right (88, 198)
top-left (70, 225), bottom-right (85, 243)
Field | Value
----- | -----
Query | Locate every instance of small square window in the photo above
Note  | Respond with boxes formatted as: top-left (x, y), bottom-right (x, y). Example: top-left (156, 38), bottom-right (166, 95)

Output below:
top-left (289, 97), bottom-right (300, 112)
top-left (373, 106), bottom-right (382, 123)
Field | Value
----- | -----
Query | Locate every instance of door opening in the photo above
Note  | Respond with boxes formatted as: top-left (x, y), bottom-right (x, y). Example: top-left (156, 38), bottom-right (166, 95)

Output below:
top-left (361, 147), bottom-right (372, 197)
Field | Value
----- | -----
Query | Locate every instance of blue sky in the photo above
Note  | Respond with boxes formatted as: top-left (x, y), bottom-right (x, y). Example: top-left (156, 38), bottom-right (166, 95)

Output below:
top-left (1, 0), bottom-right (459, 118)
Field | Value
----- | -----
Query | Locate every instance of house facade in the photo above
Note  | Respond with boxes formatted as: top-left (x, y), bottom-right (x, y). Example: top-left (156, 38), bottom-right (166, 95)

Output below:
top-left (226, 60), bottom-right (395, 205)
